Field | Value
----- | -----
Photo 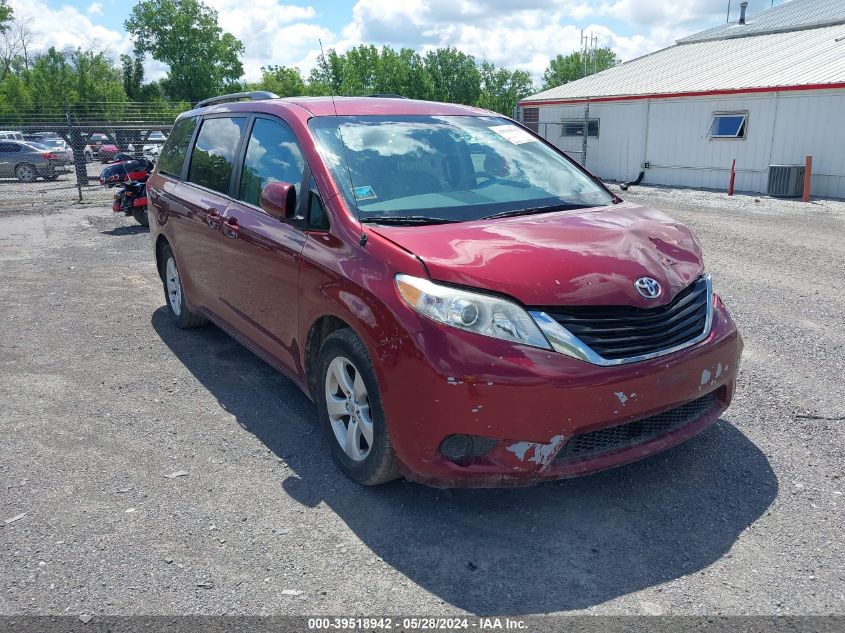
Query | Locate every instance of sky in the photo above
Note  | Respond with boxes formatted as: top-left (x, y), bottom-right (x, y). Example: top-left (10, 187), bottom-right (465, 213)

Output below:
top-left (8, 0), bottom-right (791, 84)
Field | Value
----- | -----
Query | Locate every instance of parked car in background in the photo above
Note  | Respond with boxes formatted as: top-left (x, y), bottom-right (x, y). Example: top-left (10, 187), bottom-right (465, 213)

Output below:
top-left (0, 140), bottom-right (72, 181)
top-left (24, 132), bottom-right (58, 142)
top-left (143, 144), bottom-right (162, 160)
top-left (99, 144), bottom-right (120, 163)
top-left (37, 137), bottom-right (74, 162)
top-left (147, 93), bottom-right (743, 488)
top-left (87, 133), bottom-right (110, 155)
top-left (143, 131), bottom-right (167, 160)
top-left (0, 130), bottom-right (24, 141)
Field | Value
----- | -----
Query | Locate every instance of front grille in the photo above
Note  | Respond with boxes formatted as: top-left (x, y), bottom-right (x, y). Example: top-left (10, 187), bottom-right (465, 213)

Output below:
top-left (555, 391), bottom-right (717, 464)
top-left (540, 277), bottom-right (709, 361)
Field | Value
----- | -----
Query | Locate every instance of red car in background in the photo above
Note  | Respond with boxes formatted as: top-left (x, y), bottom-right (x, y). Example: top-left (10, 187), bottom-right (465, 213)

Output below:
top-left (87, 132), bottom-right (110, 154)
top-left (99, 143), bottom-right (120, 163)
top-left (146, 93), bottom-right (742, 488)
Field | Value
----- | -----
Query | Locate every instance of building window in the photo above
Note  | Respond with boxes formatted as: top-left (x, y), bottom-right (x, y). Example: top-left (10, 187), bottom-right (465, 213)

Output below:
top-left (562, 118), bottom-right (599, 138)
top-left (709, 112), bottom-right (747, 138)
top-left (522, 107), bottom-right (539, 133)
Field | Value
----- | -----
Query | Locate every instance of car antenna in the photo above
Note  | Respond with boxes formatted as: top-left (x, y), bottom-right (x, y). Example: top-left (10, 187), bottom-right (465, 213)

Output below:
top-left (319, 38), bottom-right (367, 247)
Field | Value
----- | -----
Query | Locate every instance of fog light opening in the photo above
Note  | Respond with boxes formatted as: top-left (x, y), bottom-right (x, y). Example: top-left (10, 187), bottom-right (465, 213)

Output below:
top-left (440, 434), bottom-right (473, 460)
top-left (439, 435), bottom-right (497, 463)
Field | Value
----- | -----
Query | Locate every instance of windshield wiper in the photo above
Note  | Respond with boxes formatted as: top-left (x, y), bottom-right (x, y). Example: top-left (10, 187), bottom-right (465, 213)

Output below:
top-left (360, 215), bottom-right (460, 226)
top-left (481, 203), bottom-right (587, 220)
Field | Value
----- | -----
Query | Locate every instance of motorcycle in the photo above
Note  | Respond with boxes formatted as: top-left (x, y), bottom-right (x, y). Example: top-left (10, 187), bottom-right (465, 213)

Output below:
top-left (99, 153), bottom-right (154, 227)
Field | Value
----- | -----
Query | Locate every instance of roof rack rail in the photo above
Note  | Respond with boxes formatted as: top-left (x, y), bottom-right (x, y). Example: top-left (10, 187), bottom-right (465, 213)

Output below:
top-left (367, 93), bottom-right (408, 99)
top-left (195, 91), bottom-right (280, 108)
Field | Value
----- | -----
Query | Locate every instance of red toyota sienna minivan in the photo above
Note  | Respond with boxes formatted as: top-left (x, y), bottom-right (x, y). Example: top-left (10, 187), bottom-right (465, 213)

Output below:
top-left (147, 93), bottom-right (743, 487)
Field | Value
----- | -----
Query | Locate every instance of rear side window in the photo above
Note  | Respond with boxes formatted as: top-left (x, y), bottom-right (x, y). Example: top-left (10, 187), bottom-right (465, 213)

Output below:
top-left (0, 142), bottom-right (21, 152)
top-left (188, 116), bottom-right (248, 194)
top-left (158, 116), bottom-right (198, 177)
top-left (238, 118), bottom-right (305, 207)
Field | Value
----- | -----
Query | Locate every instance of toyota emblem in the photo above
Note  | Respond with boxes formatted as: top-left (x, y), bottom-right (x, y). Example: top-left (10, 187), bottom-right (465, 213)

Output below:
top-left (634, 277), bottom-right (662, 299)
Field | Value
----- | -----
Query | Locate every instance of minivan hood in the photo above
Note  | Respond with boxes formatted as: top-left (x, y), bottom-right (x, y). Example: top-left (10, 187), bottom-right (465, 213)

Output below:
top-left (369, 202), bottom-right (705, 308)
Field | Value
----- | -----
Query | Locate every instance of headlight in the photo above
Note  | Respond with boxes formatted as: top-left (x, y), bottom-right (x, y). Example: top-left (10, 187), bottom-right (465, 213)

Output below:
top-left (395, 274), bottom-right (550, 349)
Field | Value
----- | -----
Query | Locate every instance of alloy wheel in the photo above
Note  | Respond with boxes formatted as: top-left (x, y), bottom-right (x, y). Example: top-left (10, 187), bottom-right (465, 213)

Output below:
top-left (325, 356), bottom-right (374, 461)
top-left (16, 164), bottom-right (36, 182)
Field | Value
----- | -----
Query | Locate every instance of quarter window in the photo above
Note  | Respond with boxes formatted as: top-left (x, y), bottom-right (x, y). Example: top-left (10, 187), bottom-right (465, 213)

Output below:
top-left (238, 118), bottom-right (306, 207)
top-left (709, 113), bottom-right (747, 138)
top-left (306, 176), bottom-right (329, 230)
top-left (188, 116), bottom-right (248, 193)
top-left (158, 116), bottom-right (198, 177)
top-left (562, 118), bottom-right (599, 137)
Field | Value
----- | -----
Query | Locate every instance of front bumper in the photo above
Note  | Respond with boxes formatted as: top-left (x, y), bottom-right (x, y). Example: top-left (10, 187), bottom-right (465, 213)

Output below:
top-left (375, 295), bottom-right (743, 487)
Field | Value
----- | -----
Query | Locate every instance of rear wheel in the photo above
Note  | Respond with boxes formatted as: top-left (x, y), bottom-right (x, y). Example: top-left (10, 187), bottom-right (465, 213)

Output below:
top-left (15, 163), bottom-right (37, 182)
top-left (160, 244), bottom-right (207, 328)
top-left (132, 208), bottom-right (149, 226)
top-left (316, 329), bottom-right (400, 485)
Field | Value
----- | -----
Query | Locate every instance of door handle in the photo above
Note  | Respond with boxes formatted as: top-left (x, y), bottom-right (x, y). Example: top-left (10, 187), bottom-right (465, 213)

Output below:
top-left (223, 216), bottom-right (239, 238)
top-left (206, 209), bottom-right (221, 229)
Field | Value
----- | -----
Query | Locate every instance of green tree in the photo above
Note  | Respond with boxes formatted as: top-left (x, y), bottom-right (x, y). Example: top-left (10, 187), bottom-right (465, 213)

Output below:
top-left (125, 0), bottom-right (244, 102)
top-left (423, 47), bottom-right (480, 105)
top-left (250, 65), bottom-right (306, 97)
top-left (307, 48), bottom-right (345, 96)
top-left (28, 48), bottom-right (76, 109)
top-left (0, 0), bottom-right (12, 32)
top-left (120, 50), bottom-right (145, 100)
top-left (0, 72), bottom-right (31, 122)
top-left (477, 61), bottom-right (534, 115)
top-left (541, 47), bottom-right (618, 90)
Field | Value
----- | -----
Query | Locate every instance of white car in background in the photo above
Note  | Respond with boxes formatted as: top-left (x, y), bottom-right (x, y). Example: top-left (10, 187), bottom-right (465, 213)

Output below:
top-left (142, 132), bottom-right (167, 161)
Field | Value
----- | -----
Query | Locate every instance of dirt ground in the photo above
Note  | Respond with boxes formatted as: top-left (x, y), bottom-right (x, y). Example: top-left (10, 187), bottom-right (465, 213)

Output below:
top-left (0, 180), bottom-right (843, 617)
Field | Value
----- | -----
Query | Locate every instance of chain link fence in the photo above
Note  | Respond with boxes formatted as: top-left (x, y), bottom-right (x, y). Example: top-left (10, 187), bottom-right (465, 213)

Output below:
top-left (0, 102), bottom-right (180, 212)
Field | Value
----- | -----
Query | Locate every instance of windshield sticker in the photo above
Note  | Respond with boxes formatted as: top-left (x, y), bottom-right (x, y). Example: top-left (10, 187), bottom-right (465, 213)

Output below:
top-left (353, 185), bottom-right (378, 201)
top-left (489, 125), bottom-right (536, 145)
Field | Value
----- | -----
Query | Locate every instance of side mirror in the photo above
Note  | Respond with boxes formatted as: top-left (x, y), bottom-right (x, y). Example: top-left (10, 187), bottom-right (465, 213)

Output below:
top-left (259, 181), bottom-right (297, 221)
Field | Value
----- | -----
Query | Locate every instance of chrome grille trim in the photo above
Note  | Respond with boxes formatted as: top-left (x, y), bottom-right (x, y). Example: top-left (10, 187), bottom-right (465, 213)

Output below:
top-left (529, 276), bottom-right (714, 366)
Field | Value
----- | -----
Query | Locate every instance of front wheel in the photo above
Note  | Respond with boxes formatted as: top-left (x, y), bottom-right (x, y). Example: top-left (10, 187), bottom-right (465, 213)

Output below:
top-left (131, 207), bottom-right (149, 226)
top-left (160, 244), bottom-right (207, 328)
top-left (15, 163), bottom-right (38, 182)
top-left (316, 329), bottom-right (400, 485)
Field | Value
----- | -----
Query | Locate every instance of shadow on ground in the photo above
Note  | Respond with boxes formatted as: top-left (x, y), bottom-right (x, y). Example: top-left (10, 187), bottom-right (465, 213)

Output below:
top-left (102, 224), bottom-right (148, 236)
top-left (152, 307), bottom-right (777, 615)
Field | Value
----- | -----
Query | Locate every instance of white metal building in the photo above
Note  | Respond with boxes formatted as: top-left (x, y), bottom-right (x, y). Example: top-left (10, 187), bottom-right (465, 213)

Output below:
top-left (518, 0), bottom-right (845, 198)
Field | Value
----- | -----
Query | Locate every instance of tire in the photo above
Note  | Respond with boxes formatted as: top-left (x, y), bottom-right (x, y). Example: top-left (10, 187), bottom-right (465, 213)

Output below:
top-left (160, 243), bottom-right (207, 328)
top-left (316, 328), bottom-right (400, 485)
top-left (15, 163), bottom-right (38, 182)
top-left (132, 207), bottom-right (149, 227)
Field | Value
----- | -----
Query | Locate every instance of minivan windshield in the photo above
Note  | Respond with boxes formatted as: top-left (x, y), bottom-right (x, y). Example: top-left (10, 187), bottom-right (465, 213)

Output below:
top-left (309, 115), bottom-right (613, 224)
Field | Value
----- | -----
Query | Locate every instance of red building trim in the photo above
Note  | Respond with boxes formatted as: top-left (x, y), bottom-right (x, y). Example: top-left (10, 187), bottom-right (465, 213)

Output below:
top-left (518, 82), bottom-right (845, 107)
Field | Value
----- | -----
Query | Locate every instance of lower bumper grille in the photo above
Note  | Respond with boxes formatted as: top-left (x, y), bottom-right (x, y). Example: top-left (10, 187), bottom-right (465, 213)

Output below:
top-left (555, 391), bottom-right (718, 464)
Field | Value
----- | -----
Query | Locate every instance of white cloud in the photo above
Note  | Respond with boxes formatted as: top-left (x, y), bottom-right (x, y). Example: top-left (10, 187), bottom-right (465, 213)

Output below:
top-left (202, 0), bottom-right (331, 81)
top-left (9, 0), bottom-right (128, 56)
top-left (11, 0), bottom-right (775, 89)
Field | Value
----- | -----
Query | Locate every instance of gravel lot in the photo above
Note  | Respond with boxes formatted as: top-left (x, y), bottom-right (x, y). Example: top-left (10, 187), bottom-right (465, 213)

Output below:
top-left (0, 182), bottom-right (843, 617)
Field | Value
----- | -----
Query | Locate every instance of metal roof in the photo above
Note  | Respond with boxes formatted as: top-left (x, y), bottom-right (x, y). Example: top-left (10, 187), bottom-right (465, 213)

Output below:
top-left (522, 22), bottom-right (845, 103)
top-left (678, 0), bottom-right (845, 44)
